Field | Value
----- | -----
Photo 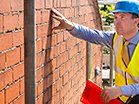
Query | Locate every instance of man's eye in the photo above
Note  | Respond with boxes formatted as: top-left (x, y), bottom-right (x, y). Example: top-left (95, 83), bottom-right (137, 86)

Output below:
top-left (114, 16), bottom-right (117, 19)
top-left (120, 15), bottom-right (126, 19)
top-left (121, 16), bottom-right (124, 19)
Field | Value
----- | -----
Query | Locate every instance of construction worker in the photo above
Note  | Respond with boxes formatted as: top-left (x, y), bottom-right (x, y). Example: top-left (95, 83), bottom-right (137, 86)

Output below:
top-left (51, 0), bottom-right (139, 104)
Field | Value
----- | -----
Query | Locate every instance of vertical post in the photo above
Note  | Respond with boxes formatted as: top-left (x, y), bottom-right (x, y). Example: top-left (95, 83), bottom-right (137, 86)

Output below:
top-left (86, 43), bottom-right (93, 80)
top-left (24, 0), bottom-right (36, 104)
top-left (110, 49), bottom-right (114, 86)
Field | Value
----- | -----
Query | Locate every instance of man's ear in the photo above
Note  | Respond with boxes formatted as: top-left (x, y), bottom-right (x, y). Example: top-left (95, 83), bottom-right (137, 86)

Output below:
top-left (135, 18), bottom-right (139, 27)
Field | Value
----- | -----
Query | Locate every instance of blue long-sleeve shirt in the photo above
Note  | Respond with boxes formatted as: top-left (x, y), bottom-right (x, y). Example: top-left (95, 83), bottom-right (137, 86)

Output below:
top-left (68, 23), bottom-right (139, 97)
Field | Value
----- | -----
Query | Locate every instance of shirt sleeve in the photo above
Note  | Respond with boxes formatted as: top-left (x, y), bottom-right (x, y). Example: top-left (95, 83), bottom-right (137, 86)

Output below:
top-left (68, 23), bottom-right (115, 48)
top-left (121, 84), bottom-right (139, 96)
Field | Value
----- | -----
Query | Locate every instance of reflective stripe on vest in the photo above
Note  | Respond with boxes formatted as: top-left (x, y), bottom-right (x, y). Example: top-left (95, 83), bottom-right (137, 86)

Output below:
top-left (113, 33), bottom-right (139, 103)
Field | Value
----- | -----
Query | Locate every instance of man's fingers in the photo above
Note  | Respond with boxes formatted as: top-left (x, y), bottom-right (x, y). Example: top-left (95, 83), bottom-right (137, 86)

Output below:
top-left (51, 8), bottom-right (63, 17)
top-left (52, 15), bottom-right (62, 21)
top-left (101, 89), bottom-right (109, 104)
top-left (52, 26), bottom-right (62, 30)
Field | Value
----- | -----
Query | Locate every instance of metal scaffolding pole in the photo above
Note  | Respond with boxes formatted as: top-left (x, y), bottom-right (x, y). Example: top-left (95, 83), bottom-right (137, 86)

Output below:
top-left (110, 49), bottom-right (114, 86)
top-left (86, 43), bottom-right (93, 80)
top-left (24, 0), bottom-right (36, 104)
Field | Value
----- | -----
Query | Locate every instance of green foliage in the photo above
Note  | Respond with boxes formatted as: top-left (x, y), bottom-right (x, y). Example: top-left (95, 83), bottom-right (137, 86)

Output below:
top-left (99, 4), bottom-right (114, 25)
top-left (99, 4), bottom-right (115, 54)
top-left (103, 46), bottom-right (110, 54)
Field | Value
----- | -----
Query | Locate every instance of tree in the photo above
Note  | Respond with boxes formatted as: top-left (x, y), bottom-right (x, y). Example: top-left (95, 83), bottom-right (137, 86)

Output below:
top-left (99, 4), bottom-right (114, 26)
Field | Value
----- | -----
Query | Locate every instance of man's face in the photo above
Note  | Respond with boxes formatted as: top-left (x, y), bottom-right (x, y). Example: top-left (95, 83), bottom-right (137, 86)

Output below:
top-left (114, 12), bottom-right (138, 36)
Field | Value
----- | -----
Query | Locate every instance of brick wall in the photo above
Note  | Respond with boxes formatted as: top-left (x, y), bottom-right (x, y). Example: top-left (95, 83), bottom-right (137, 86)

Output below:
top-left (0, 0), bottom-right (102, 104)
top-left (0, 0), bottom-right (24, 104)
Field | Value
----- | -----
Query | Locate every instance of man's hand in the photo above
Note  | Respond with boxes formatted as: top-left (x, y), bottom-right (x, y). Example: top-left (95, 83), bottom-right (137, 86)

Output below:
top-left (51, 8), bottom-right (74, 31)
top-left (101, 87), bottom-right (122, 104)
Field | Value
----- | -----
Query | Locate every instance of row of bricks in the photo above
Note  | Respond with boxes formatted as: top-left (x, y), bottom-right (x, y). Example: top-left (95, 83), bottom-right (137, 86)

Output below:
top-left (0, 6), bottom-right (96, 33)
top-left (36, 65), bottom-right (86, 104)
top-left (0, 0), bottom-right (94, 13)
top-left (0, 0), bottom-right (102, 104)
top-left (0, 78), bottom-right (24, 104)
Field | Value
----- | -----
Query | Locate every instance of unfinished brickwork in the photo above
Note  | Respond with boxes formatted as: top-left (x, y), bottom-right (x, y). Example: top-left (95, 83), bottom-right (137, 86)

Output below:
top-left (0, 0), bottom-right (102, 104)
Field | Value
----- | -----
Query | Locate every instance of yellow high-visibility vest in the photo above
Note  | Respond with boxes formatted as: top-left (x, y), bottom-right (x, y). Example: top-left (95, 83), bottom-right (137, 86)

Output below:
top-left (113, 33), bottom-right (139, 103)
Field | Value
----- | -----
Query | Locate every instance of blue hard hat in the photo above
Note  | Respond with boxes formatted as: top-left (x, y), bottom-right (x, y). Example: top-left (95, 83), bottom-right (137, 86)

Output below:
top-left (113, 0), bottom-right (139, 14)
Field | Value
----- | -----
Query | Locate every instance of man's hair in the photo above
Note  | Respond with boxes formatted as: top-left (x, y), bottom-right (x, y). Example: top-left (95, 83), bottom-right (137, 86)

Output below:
top-left (131, 13), bottom-right (139, 27)
top-left (131, 13), bottom-right (139, 19)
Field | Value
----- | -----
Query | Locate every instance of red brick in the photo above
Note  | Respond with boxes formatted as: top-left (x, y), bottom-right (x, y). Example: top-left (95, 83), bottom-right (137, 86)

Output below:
top-left (56, 55), bottom-right (63, 68)
top-left (45, 36), bottom-right (51, 49)
top-left (68, 67), bottom-right (74, 79)
top-left (20, 45), bottom-right (24, 61)
top-left (45, 0), bottom-right (52, 8)
top-left (0, 14), bottom-right (4, 33)
top-left (63, 93), bottom-right (69, 104)
top-left (51, 34), bottom-right (57, 47)
top-left (49, 48), bottom-right (55, 60)
top-left (4, 14), bottom-right (18, 31)
top-left (44, 63), bottom-right (53, 77)
top-left (66, 0), bottom-right (72, 7)
top-left (62, 72), bottom-right (68, 85)
top-left (0, 33), bottom-right (13, 52)
top-left (0, 0), bottom-right (103, 104)
top-left (13, 94), bottom-right (25, 104)
top-left (36, 39), bottom-right (43, 53)
top-left (19, 78), bottom-right (24, 94)
top-left (59, 64), bottom-right (66, 77)
top-left (51, 92), bottom-right (60, 104)
top-left (6, 47), bottom-right (20, 67)
top-left (45, 48), bottom-right (51, 62)
top-left (60, 0), bottom-right (66, 7)
top-left (4, 68), bottom-right (13, 86)
top-left (42, 10), bottom-right (51, 23)
top-left (45, 74), bottom-right (53, 89)
top-left (0, 90), bottom-right (4, 104)
top-left (60, 83), bottom-right (70, 98)
top-left (36, 95), bottom-right (43, 104)
top-left (51, 47), bottom-right (58, 58)
top-left (53, 0), bottom-right (60, 7)
top-left (42, 88), bottom-right (51, 104)
top-left (51, 58), bottom-right (57, 70)
top-left (12, 62), bottom-right (24, 81)
top-left (0, 73), bottom-right (5, 90)
top-left (36, 10), bottom-right (42, 25)
top-left (13, 30), bottom-right (24, 47)
top-left (36, 81), bottom-right (43, 96)
top-left (78, 41), bottom-right (86, 52)
top-left (36, 25), bottom-right (42, 39)
top-left (63, 31), bottom-right (70, 41)
top-left (53, 68), bottom-right (59, 82)
top-left (10, 0), bottom-right (23, 11)
top-left (36, 52), bottom-right (46, 68)
top-left (80, 0), bottom-right (87, 5)
top-left (35, 0), bottom-right (44, 9)
top-left (64, 8), bottom-right (74, 18)
top-left (0, 0), bottom-right (11, 13)
top-left (69, 45), bottom-right (78, 58)
top-left (54, 78), bottom-right (62, 92)
top-left (6, 82), bottom-right (20, 104)
top-left (36, 24), bottom-right (48, 39)
top-left (36, 68), bottom-right (43, 82)
top-left (66, 38), bottom-right (76, 49)
top-left (63, 51), bottom-right (69, 62)
top-left (57, 32), bottom-right (64, 43)
top-left (61, 42), bottom-right (66, 53)
top-left (79, 6), bottom-right (85, 15)
top-left (71, 0), bottom-right (76, 7)
top-left (18, 12), bottom-right (23, 28)
top-left (0, 53), bottom-right (6, 70)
